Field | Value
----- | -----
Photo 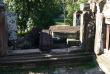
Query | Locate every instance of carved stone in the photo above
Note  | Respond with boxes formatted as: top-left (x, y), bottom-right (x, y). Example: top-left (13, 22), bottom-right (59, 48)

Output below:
top-left (3, 11), bottom-right (18, 40)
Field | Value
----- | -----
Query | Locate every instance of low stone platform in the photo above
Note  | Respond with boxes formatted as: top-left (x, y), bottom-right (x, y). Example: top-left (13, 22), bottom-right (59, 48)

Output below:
top-left (51, 46), bottom-right (82, 53)
top-left (0, 46), bottom-right (93, 66)
top-left (67, 39), bottom-right (80, 46)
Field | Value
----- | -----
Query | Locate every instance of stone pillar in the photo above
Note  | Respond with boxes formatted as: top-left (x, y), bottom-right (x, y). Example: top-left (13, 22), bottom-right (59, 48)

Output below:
top-left (73, 11), bottom-right (82, 26)
top-left (94, 0), bottom-right (106, 54)
top-left (80, 11), bottom-right (86, 47)
top-left (73, 12), bottom-right (76, 26)
top-left (80, 3), bottom-right (91, 48)
top-left (80, 3), bottom-right (96, 51)
top-left (94, 13), bottom-right (104, 54)
top-left (4, 11), bottom-right (18, 41)
top-left (0, 1), bottom-right (8, 56)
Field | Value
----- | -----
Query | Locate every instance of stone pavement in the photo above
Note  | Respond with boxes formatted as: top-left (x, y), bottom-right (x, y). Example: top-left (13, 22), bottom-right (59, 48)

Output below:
top-left (53, 67), bottom-right (105, 74)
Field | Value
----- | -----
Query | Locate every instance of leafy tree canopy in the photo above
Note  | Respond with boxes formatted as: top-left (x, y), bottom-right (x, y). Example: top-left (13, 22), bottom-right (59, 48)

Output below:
top-left (4, 0), bottom-right (63, 32)
top-left (66, 0), bottom-right (87, 25)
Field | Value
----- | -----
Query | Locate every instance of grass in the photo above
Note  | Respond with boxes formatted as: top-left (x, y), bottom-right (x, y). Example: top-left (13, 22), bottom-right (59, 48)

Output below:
top-left (0, 61), bottom-right (96, 73)
top-left (0, 65), bottom-right (64, 73)
top-left (69, 61), bottom-right (96, 70)
top-left (55, 22), bottom-right (65, 25)
top-left (54, 17), bottom-right (66, 25)
top-left (54, 17), bottom-right (64, 22)
top-left (84, 61), bottom-right (96, 69)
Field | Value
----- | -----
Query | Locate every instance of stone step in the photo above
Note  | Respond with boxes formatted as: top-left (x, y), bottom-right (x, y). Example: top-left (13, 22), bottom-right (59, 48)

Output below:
top-left (0, 55), bottom-right (93, 66)
top-left (51, 46), bottom-right (82, 54)
top-left (0, 46), bottom-right (93, 66)
top-left (67, 39), bottom-right (80, 46)
top-left (7, 46), bottom-right (83, 56)
top-left (0, 52), bottom-right (91, 61)
top-left (96, 54), bottom-right (110, 73)
top-left (7, 49), bottom-right (42, 56)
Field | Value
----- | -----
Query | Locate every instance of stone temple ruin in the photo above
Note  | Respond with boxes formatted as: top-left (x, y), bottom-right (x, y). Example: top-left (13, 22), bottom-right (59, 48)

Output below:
top-left (0, 0), bottom-right (110, 73)
top-left (0, 0), bottom-right (18, 41)
top-left (4, 11), bottom-right (18, 41)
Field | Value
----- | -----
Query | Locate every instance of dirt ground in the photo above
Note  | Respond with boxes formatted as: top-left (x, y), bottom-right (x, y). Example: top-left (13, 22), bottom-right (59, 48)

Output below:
top-left (0, 66), bottom-right (105, 74)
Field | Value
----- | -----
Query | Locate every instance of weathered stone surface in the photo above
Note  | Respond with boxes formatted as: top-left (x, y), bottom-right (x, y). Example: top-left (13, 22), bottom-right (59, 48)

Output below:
top-left (67, 39), bottom-right (80, 46)
top-left (84, 67), bottom-right (105, 74)
top-left (25, 27), bottom-right (40, 44)
top-left (39, 30), bottom-right (53, 51)
top-left (103, 3), bottom-right (110, 23)
top-left (0, 0), bottom-right (3, 3)
top-left (3, 11), bottom-right (18, 40)
top-left (0, 2), bottom-right (8, 56)
top-left (12, 27), bottom-right (40, 49)
top-left (96, 1), bottom-right (105, 13)
top-left (54, 68), bottom-right (68, 74)
top-left (53, 67), bottom-right (104, 74)
top-left (96, 53), bottom-right (110, 74)
top-left (80, 10), bottom-right (95, 51)
top-left (49, 25), bottom-right (80, 39)
top-left (94, 13), bottom-right (104, 54)
top-left (92, 0), bottom-right (110, 74)
top-left (51, 46), bottom-right (82, 53)
top-left (90, 3), bottom-right (97, 12)
top-left (0, 1), bottom-right (18, 41)
top-left (73, 12), bottom-right (77, 26)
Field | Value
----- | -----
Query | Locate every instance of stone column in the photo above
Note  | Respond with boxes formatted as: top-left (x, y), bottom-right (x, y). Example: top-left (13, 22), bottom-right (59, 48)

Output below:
top-left (0, 1), bottom-right (8, 56)
top-left (73, 12), bottom-right (76, 26)
top-left (80, 3), bottom-right (96, 51)
top-left (94, 13), bottom-right (104, 54)
top-left (94, 0), bottom-right (106, 54)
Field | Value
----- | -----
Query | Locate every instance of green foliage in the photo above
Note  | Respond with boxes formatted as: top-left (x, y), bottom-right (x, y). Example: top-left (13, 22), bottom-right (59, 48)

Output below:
top-left (65, 0), bottom-right (87, 25)
top-left (79, 0), bottom-right (88, 3)
top-left (84, 61), bottom-right (96, 69)
top-left (53, 0), bottom-right (63, 17)
top-left (4, 0), bottom-right (88, 30)
top-left (0, 62), bottom-right (95, 72)
top-left (55, 22), bottom-right (65, 25)
top-left (4, 0), bottom-right (62, 33)
top-left (0, 65), bottom-right (63, 73)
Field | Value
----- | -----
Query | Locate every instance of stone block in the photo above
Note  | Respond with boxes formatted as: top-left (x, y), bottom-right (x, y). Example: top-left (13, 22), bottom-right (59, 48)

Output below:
top-left (3, 11), bottom-right (18, 40)
top-left (67, 39), bottom-right (80, 46)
